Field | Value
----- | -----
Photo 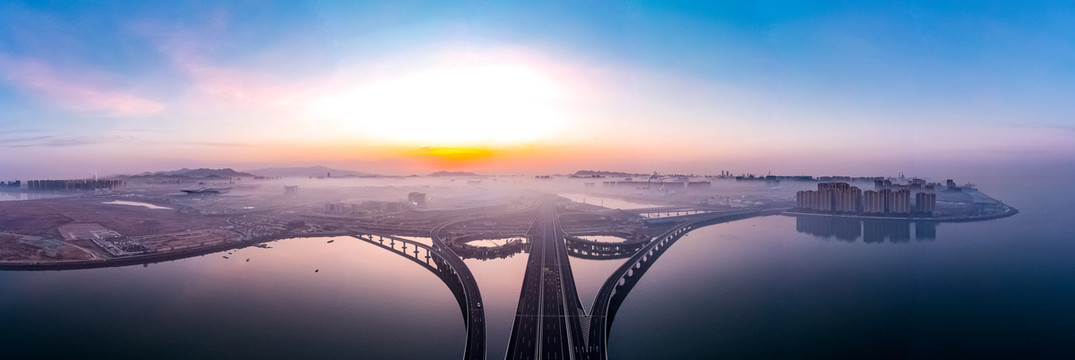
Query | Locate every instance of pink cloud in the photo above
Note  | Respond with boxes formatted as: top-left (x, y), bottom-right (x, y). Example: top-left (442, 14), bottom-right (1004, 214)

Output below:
top-left (149, 28), bottom-right (321, 108)
top-left (0, 56), bottom-right (165, 117)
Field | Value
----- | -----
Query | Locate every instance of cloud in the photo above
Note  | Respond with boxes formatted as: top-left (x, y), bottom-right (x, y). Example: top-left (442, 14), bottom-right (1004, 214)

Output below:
top-left (0, 56), bottom-right (165, 117)
top-left (1005, 122), bottom-right (1075, 133)
top-left (175, 141), bottom-right (251, 147)
top-left (142, 22), bottom-right (320, 108)
top-left (0, 134), bottom-right (137, 148)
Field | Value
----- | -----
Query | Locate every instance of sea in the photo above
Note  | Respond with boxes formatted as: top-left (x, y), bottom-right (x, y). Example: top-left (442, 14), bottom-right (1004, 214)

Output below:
top-left (1, 175), bottom-right (1072, 359)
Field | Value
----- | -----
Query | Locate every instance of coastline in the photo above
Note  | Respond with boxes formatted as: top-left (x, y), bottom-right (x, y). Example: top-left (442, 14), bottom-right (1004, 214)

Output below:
top-left (782, 205), bottom-right (1019, 222)
top-left (0, 231), bottom-right (354, 271)
top-left (2, 195), bottom-right (1020, 271)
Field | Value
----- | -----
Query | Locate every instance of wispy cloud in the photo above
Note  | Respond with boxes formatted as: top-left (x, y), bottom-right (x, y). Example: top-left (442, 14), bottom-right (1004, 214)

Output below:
top-left (174, 141), bottom-right (251, 147)
top-left (142, 20), bottom-right (320, 108)
top-left (0, 55), bottom-right (165, 117)
top-left (1004, 122), bottom-right (1075, 133)
top-left (0, 134), bottom-right (138, 148)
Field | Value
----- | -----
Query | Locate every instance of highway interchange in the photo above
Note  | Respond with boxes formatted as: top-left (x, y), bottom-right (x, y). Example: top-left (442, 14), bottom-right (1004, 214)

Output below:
top-left (363, 197), bottom-right (785, 360)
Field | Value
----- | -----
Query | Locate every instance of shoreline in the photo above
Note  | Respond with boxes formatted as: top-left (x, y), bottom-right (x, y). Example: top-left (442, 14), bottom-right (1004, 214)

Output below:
top-left (2, 199), bottom-right (1020, 271)
top-left (0, 231), bottom-right (354, 271)
top-left (782, 205), bottom-right (1019, 222)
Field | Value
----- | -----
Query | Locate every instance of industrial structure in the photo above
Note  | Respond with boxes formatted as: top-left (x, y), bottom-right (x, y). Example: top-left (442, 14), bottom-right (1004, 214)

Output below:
top-left (408, 192), bottom-right (427, 206)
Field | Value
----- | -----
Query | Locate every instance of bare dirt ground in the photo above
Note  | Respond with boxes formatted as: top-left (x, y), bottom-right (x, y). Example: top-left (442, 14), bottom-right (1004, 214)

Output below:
top-left (0, 195), bottom-right (231, 261)
top-left (0, 196), bottom-right (228, 238)
top-left (0, 233), bottom-right (95, 261)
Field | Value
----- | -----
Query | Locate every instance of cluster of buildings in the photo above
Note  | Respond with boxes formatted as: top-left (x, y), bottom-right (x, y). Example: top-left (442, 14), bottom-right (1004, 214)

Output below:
top-left (600, 181), bottom-right (711, 189)
top-left (324, 201), bottom-right (408, 215)
top-left (324, 193), bottom-right (427, 216)
top-left (25, 179), bottom-right (124, 191)
top-left (0, 181), bottom-right (20, 189)
top-left (796, 180), bottom-right (937, 216)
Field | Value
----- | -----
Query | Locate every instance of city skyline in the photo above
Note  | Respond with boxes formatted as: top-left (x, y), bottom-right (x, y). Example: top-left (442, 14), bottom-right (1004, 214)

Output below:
top-left (2, 1), bottom-right (1074, 179)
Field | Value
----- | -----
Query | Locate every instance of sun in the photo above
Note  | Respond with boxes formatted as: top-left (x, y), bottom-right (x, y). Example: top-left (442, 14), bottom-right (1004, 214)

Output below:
top-left (313, 63), bottom-right (568, 146)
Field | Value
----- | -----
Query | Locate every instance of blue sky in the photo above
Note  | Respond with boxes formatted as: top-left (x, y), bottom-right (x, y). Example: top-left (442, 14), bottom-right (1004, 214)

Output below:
top-left (1, 1), bottom-right (1073, 177)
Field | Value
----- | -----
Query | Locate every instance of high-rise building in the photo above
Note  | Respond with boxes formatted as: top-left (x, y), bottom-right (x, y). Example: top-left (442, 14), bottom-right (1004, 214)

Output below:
top-left (915, 192), bottom-right (936, 214)
top-left (798, 181), bottom-right (932, 217)
top-left (888, 189), bottom-right (911, 214)
top-left (797, 182), bottom-right (861, 213)
top-left (863, 190), bottom-right (884, 214)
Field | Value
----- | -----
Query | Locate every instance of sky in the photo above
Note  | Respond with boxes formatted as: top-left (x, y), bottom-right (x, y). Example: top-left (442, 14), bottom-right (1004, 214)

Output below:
top-left (1, 1), bottom-right (1073, 178)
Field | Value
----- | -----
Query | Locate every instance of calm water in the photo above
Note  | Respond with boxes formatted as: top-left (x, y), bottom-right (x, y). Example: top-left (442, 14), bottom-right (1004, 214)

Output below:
top-left (102, 200), bottom-right (173, 210)
top-left (609, 176), bottom-right (1075, 359)
top-left (2, 176), bottom-right (1073, 359)
top-left (0, 238), bottom-right (464, 359)
top-left (0, 192), bottom-right (67, 201)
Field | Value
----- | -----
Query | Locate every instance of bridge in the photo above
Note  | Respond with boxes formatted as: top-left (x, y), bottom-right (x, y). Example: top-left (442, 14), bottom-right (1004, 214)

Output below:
top-left (431, 223), bottom-right (488, 360)
top-left (351, 233), bottom-right (469, 313)
top-left (581, 208), bottom-right (786, 359)
top-left (623, 205), bottom-right (718, 218)
top-left (506, 202), bottom-right (587, 360)
top-left (562, 234), bottom-right (648, 260)
top-left (356, 201), bottom-right (782, 360)
top-left (351, 232), bottom-right (485, 359)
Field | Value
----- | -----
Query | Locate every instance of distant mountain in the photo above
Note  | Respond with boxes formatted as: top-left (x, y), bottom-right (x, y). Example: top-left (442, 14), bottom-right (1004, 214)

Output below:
top-left (429, 171), bottom-right (480, 177)
top-left (126, 168), bottom-right (255, 178)
top-left (245, 166), bottom-right (373, 178)
top-left (571, 170), bottom-right (647, 178)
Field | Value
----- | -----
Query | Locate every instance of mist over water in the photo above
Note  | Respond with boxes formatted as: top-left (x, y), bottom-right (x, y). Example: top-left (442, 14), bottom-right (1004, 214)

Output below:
top-left (0, 172), bottom-right (1070, 359)
top-left (608, 175), bottom-right (1075, 359)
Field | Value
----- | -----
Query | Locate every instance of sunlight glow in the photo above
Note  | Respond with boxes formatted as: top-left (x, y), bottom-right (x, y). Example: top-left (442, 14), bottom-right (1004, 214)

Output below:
top-left (313, 64), bottom-right (568, 146)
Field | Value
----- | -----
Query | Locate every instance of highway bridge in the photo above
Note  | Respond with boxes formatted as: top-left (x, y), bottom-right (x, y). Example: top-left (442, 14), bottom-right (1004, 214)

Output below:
top-left (505, 205), bottom-right (784, 360)
top-left (506, 202), bottom-right (587, 360)
top-left (352, 232), bottom-right (485, 359)
top-left (352, 233), bottom-right (468, 312)
top-left (580, 207), bottom-right (786, 359)
top-left (431, 223), bottom-right (489, 360)
top-left (562, 234), bottom-right (648, 260)
top-left (357, 200), bottom-right (783, 360)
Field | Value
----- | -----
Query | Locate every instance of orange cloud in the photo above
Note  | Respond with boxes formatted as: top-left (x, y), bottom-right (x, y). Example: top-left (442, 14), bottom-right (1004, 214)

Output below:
top-left (408, 147), bottom-right (498, 169)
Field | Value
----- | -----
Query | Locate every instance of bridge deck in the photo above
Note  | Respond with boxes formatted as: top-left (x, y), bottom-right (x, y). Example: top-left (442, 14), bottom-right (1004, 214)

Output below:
top-left (507, 203), bottom-right (586, 360)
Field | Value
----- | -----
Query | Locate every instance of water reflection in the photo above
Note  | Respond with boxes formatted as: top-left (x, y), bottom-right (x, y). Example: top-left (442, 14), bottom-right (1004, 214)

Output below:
top-left (0, 236), bottom-right (464, 359)
top-left (0, 192), bottom-right (67, 201)
top-left (794, 215), bottom-right (937, 243)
